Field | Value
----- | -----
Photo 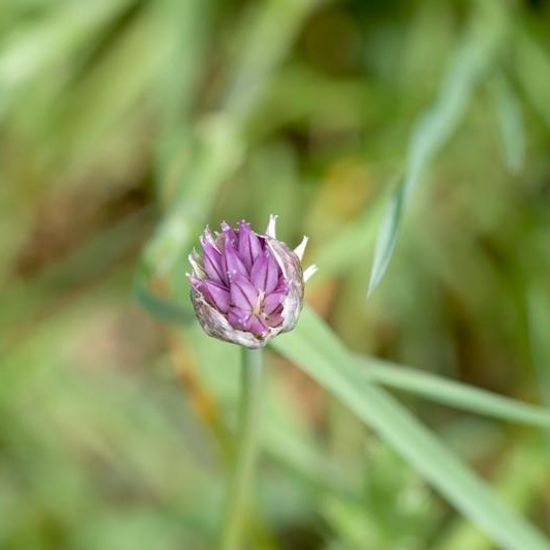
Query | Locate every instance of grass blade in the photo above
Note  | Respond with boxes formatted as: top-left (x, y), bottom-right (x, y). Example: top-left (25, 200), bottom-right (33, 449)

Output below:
top-left (514, 30), bottom-right (550, 129)
top-left (144, 0), bottom-right (319, 276)
top-left (287, 304), bottom-right (550, 428)
top-left (273, 308), bottom-right (550, 550)
top-left (368, 9), bottom-right (506, 294)
top-left (491, 74), bottom-right (525, 173)
top-left (435, 441), bottom-right (548, 550)
top-left (367, 182), bottom-right (404, 294)
top-left (356, 357), bottom-right (550, 429)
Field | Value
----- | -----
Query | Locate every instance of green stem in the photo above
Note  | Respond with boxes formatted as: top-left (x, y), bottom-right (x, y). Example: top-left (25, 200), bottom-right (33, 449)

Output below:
top-left (220, 347), bottom-right (264, 550)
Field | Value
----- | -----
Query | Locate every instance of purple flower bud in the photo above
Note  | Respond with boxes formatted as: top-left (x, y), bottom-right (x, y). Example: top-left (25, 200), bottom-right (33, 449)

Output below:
top-left (188, 216), bottom-right (316, 348)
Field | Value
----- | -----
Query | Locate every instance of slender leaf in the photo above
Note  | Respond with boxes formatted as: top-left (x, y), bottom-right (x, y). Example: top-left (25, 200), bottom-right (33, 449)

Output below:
top-left (491, 74), bottom-right (525, 173)
top-left (287, 305), bottom-right (550, 429)
top-left (436, 441), bottom-right (548, 550)
top-left (273, 308), bottom-right (550, 550)
top-left (153, 0), bottom-right (209, 186)
top-left (368, 9), bottom-right (506, 293)
top-left (0, 0), bottom-right (137, 116)
top-left (143, 0), bottom-right (319, 276)
top-left (356, 357), bottom-right (550, 429)
top-left (514, 30), bottom-right (550, 129)
top-left (367, 181), bottom-right (404, 294)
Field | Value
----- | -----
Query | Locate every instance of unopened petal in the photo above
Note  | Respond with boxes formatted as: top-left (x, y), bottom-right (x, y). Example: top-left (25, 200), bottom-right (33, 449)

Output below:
top-left (266, 310), bottom-right (283, 328)
top-left (202, 242), bottom-right (226, 284)
top-left (224, 241), bottom-right (248, 280)
top-left (227, 306), bottom-right (252, 331)
top-left (263, 292), bottom-right (285, 315)
top-left (245, 315), bottom-right (269, 336)
top-left (251, 250), bottom-right (279, 293)
top-left (221, 221), bottom-right (238, 247)
top-left (238, 221), bottom-right (262, 269)
top-left (230, 274), bottom-right (258, 310)
top-left (200, 280), bottom-right (231, 312)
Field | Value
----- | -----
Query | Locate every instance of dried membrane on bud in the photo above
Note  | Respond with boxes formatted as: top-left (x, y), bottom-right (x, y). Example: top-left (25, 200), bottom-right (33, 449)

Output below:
top-left (188, 215), bottom-right (316, 348)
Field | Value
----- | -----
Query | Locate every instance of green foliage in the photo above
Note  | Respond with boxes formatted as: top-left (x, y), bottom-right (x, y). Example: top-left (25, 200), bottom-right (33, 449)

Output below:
top-left (2, 0), bottom-right (550, 548)
top-left (274, 308), bottom-right (550, 549)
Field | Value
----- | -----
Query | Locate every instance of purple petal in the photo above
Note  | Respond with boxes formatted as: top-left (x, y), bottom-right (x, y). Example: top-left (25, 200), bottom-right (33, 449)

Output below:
top-left (228, 307), bottom-right (252, 331)
top-left (246, 315), bottom-right (269, 336)
top-left (263, 292), bottom-right (285, 315)
top-left (264, 255), bottom-right (280, 293)
top-left (266, 310), bottom-right (283, 328)
top-left (200, 280), bottom-right (230, 312)
top-left (221, 221), bottom-right (238, 248)
top-left (230, 274), bottom-right (258, 310)
top-left (274, 277), bottom-right (288, 293)
top-left (250, 251), bottom-right (280, 294)
top-left (238, 222), bottom-right (262, 269)
top-left (201, 241), bottom-right (226, 284)
top-left (223, 241), bottom-right (248, 280)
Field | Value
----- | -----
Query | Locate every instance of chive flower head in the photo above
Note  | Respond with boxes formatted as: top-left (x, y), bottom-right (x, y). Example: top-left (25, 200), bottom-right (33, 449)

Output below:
top-left (188, 215), bottom-right (316, 348)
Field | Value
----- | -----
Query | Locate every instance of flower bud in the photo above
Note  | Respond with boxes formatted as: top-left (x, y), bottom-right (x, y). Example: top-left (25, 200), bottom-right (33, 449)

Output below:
top-left (188, 215), bottom-right (316, 348)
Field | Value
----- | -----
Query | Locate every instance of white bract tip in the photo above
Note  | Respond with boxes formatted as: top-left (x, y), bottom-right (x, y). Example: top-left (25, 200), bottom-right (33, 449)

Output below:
top-left (303, 264), bottom-right (318, 282)
top-left (266, 214), bottom-right (278, 238)
top-left (294, 235), bottom-right (309, 261)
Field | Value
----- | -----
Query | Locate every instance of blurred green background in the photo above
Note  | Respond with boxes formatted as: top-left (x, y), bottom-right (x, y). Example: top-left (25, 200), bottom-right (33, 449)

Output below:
top-left (2, 0), bottom-right (550, 548)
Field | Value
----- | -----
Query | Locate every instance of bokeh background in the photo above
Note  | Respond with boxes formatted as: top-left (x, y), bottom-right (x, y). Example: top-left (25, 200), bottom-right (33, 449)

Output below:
top-left (2, 0), bottom-right (550, 548)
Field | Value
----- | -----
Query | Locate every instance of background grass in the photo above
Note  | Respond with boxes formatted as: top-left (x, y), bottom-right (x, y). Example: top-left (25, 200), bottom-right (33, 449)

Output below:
top-left (2, 0), bottom-right (550, 548)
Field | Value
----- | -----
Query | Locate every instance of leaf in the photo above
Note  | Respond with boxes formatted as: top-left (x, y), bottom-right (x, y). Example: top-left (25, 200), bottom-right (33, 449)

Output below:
top-left (356, 357), bottom-right (550, 429)
top-left (272, 307), bottom-right (550, 550)
top-left (436, 441), bottom-right (548, 550)
top-left (143, 0), bottom-right (320, 277)
top-left (491, 74), bottom-right (525, 174)
top-left (368, 15), bottom-right (505, 294)
top-left (367, 181), bottom-right (404, 294)
top-left (284, 305), bottom-right (550, 429)
top-left (0, 0), bottom-right (136, 115)
top-left (514, 30), bottom-right (550, 129)
top-left (153, 0), bottom-right (209, 185)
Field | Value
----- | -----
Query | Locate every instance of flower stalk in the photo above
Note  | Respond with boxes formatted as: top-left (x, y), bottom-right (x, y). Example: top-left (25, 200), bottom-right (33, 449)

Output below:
top-left (220, 347), bottom-right (264, 550)
top-left (188, 216), bottom-right (315, 548)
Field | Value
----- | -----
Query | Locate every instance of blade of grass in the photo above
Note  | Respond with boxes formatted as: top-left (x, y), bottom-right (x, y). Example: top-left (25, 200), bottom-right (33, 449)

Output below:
top-left (297, 301), bottom-right (550, 428)
top-left (490, 73), bottom-right (525, 174)
top-left (367, 180), bottom-right (404, 293)
top-left (272, 308), bottom-right (550, 550)
top-left (435, 440), bottom-right (548, 550)
top-left (355, 357), bottom-right (550, 430)
top-left (526, 283), bottom-right (550, 455)
top-left (138, 293), bottom-right (550, 431)
top-left (152, 0), bottom-right (209, 190)
top-left (0, 0), bottom-right (137, 116)
top-left (514, 30), bottom-right (550, 129)
top-left (368, 3), bottom-right (507, 294)
top-left (143, 0), bottom-right (319, 276)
